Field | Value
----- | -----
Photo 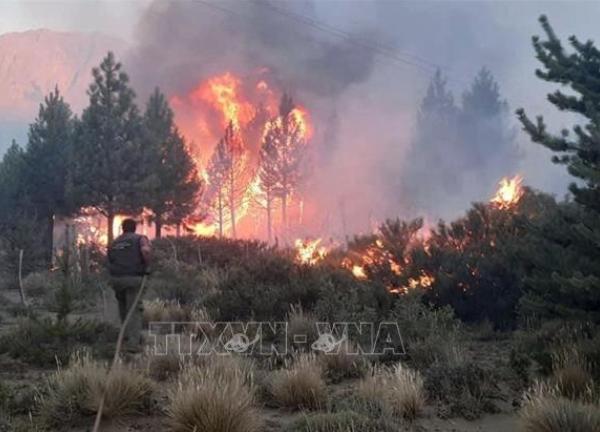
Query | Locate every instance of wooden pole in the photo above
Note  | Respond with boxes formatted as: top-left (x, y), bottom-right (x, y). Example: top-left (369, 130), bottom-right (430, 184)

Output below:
top-left (91, 275), bottom-right (147, 432)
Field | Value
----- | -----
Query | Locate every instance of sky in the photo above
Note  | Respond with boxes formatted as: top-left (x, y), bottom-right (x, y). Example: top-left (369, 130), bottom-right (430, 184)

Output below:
top-left (0, 0), bottom-right (150, 40)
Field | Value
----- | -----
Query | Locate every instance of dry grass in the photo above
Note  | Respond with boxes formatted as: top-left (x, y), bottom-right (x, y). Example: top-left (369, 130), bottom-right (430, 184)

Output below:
top-left (520, 383), bottom-right (600, 432)
top-left (269, 353), bottom-right (327, 410)
top-left (319, 341), bottom-right (367, 383)
top-left (388, 363), bottom-right (425, 420)
top-left (143, 299), bottom-right (191, 323)
top-left (167, 356), bottom-right (262, 432)
top-left (551, 347), bottom-right (594, 401)
top-left (353, 363), bottom-right (425, 421)
top-left (147, 353), bottom-right (183, 381)
top-left (287, 303), bottom-right (319, 348)
top-left (38, 352), bottom-right (153, 426)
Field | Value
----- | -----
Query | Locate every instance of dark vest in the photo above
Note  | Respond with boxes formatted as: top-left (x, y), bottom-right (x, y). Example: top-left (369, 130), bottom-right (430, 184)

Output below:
top-left (108, 233), bottom-right (146, 276)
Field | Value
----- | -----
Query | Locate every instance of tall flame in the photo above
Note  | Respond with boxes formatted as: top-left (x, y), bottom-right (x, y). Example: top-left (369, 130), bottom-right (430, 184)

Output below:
top-left (491, 175), bottom-right (524, 210)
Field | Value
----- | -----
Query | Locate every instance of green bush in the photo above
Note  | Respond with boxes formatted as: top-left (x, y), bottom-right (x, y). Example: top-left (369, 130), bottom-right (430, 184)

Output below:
top-left (0, 315), bottom-right (117, 367)
top-left (424, 361), bottom-right (499, 419)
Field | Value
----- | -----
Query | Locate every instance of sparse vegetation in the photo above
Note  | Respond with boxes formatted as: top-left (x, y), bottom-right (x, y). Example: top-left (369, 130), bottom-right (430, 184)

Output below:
top-left (167, 359), bottom-right (262, 432)
top-left (269, 354), bottom-right (327, 410)
top-left (38, 352), bottom-right (153, 427)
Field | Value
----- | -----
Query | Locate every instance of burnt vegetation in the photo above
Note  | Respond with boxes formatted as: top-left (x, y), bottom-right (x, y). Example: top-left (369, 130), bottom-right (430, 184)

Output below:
top-left (0, 14), bottom-right (600, 432)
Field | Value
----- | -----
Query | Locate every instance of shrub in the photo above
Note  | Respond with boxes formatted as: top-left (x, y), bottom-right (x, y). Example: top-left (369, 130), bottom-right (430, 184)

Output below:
top-left (287, 303), bottom-right (319, 349)
top-left (551, 347), bottom-right (594, 401)
top-left (520, 384), bottom-right (600, 432)
top-left (0, 315), bottom-right (117, 367)
top-left (389, 291), bottom-right (463, 368)
top-left (148, 259), bottom-right (203, 305)
top-left (424, 360), bottom-right (498, 419)
top-left (319, 341), bottom-right (368, 383)
top-left (147, 353), bottom-right (183, 381)
top-left (387, 363), bottom-right (425, 420)
top-left (167, 359), bottom-right (262, 432)
top-left (38, 352), bottom-right (153, 427)
top-left (269, 354), bottom-right (327, 410)
top-left (206, 254), bottom-right (322, 321)
top-left (349, 363), bottom-right (424, 421)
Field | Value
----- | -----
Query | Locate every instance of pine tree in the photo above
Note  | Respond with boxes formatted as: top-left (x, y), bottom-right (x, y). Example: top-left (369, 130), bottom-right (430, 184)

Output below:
top-left (142, 88), bottom-right (201, 238)
top-left (516, 15), bottom-right (600, 322)
top-left (260, 93), bottom-right (308, 234)
top-left (459, 67), bottom-right (518, 183)
top-left (22, 87), bottom-right (74, 264)
top-left (403, 70), bottom-right (460, 216)
top-left (0, 142), bottom-right (44, 277)
top-left (205, 122), bottom-right (250, 238)
top-left (71, 52), bottom-right (144, 244)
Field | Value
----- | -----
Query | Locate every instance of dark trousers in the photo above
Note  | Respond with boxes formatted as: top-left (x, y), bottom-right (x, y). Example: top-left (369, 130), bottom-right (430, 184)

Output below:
top-left (111, 275), bottom-right (145, 346)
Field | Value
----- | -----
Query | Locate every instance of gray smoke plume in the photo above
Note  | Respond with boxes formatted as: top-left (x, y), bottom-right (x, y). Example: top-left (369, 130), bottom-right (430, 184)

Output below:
top-left (125, 0), bottom-right (600, 236)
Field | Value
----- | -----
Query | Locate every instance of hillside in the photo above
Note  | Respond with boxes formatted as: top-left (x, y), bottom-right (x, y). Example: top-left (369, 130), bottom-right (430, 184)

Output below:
top-left (0, 29), bottom-right (123, 152)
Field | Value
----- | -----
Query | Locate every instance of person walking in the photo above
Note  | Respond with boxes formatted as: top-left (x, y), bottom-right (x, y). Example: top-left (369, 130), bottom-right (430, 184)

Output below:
top-left (107, 218), bottom-right (151, 351)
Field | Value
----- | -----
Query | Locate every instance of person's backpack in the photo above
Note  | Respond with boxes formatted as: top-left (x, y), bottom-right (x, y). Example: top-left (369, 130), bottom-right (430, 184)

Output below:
top-left (108, 233), bottom-right (146, 276)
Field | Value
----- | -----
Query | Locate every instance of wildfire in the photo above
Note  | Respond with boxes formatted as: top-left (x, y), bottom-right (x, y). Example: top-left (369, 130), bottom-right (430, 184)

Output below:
top-left (295, 238), bottom-right (328, 265)
top-left (169, 70), bottom-right (314, 240)
top-left (352, 265), bottom-right (367, 279)
top-left (490, 175), bottom-right (524, 210)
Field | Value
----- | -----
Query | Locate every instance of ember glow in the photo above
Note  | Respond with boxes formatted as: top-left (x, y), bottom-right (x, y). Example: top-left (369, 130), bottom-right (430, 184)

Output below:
top-left (490, 175), bottom-right (524, 210)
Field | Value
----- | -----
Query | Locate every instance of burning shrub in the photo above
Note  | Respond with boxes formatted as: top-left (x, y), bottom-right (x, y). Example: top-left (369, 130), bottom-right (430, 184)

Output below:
top-left (38, 352), bottom-right (153, 427)
top-left (167, 358), bottom-right (262, 432)
top-left (268, 353), bottom-right (327, 410)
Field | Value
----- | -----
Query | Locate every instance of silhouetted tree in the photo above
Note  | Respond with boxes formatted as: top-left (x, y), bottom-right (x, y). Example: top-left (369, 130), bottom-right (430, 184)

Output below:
top-left (22, 88), bottom-right (74, 264)
top-left (71, 52), bottom-right (145, 244)
top-left (142, 88), bottom-right (201, 238)
top-left (516, 15), bottom-right (600, 322)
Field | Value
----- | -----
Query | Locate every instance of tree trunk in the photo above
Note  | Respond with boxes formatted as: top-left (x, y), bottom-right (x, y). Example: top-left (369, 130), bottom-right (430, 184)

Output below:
top-left (218, 192), bottom-right (223, 238)
top-left (281, 192), bottom-right (288, 232)
top-left (107, 211), bottom-right (115, 245)
top-left (44, 213), bottom-right (54, 268)
top-left (266, 192), bottom-right (272, 244)
top-left (155, 213), bottom-right (162, 239)
top-left (229, 170), bottom-right (236, 238)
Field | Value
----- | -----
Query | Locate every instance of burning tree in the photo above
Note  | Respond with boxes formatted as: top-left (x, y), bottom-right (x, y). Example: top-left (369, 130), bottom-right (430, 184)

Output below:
top-left (71, 52), bottom-right (145, 244)
top-left (142, 88), bottom-right (202, 238)
top-left (259, 94), bottom-right (309, 239)
top-left (205, 122), bottom-right (251, 238)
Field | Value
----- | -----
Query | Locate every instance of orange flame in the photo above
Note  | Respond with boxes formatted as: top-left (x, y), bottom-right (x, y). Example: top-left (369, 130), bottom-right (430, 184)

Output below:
top-left (295, 238), bottom-right (328, 265)
top-left (490, 175), bottom-right (524, 210)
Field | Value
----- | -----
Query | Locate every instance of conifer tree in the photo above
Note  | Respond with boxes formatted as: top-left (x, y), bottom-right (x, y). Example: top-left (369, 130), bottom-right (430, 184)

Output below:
top-left (71, 52), bottom-right (145, 244)
top-left (403, 70), bottom-right (460, 216)
top-left (205, 122), bottom-right (249, 238)
top-left (260, 93), bottom-right (308, 233)
top-left (22, 88), bottom-right (74, 264)
top-left (142, 88), bottom-right (201, 238)
top-left (516, 15), bottom-right (600, 322)
top-left (459, 68), bottom-right (518, 184)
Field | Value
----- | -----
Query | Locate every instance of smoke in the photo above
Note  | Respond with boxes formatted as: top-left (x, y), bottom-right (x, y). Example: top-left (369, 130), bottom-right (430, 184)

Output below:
top-left (125, 0), bottom-right (599, 236)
